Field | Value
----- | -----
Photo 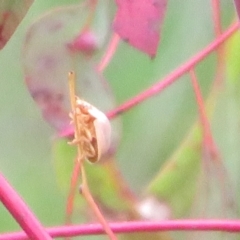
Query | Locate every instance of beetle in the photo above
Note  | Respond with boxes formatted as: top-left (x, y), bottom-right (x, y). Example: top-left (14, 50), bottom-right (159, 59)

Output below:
top-left (68, 72), bottom-right (111, 163)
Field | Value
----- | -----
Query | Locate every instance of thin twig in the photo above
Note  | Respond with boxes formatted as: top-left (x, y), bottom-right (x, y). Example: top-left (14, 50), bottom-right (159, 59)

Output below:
top-left (211, 0), bottom-right (225, 88)
top-left (59, 22), bottom-right (239, 138)
top-left (97, 33), bottom-right (120, 72)
top-left (107, 22), bottom-right (239, 118)
top-left (68, 72), bottom-right (117, 239)
top-left (65, 157), bottom-right (81, 224)
top-left (81, 166), bottom-right (117, 240)
top-left (2, 219), bottom-right (240, 240)
top-left (189, 70), bottom-right (237, 220)
top-left (189, 69), bottom-right (218, 157)
top-left (211, 0), bottom-right (222, 36)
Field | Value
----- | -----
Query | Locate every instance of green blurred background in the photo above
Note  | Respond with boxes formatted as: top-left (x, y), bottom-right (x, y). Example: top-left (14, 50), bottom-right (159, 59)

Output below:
top-left (0, 0), bottom-right (239, 239)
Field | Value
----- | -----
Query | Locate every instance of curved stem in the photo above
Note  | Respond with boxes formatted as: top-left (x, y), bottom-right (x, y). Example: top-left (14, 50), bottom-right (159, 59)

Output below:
top-left (81, 165), bottom-right (117, 240)
top-left (189, 69), bottom-right (218, 156)
top-left (59, 22), bottom-right (239, 138)
top-left (107, 22), bottom-right (239, 118)
top-left (0, 173), bottom-right (52, 240)
top-left (211, 0), bottom-right (222, 36)
top-left (97, 33), bottom-right (120, 72)
top-left (68, 72), bottom-right (117, 239)
top-left (65, 157), bottom-right (81, 224)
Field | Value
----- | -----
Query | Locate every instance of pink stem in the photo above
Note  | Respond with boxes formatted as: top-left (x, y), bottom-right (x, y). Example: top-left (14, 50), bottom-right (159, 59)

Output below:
top-left (107, 22), bottom-right (239, 118)
top-left (189, 69), bottom-right (218, 156)
top-left (59, 22), bottom-right (239, 137)
top-left (2, 219), bottom-right (240, 240)
top-left (211, 0), bottom-right (222, 36)
top-left (0, 173), bottom-right (52, 240)
top-left (97, 33), bottom-right (120, 72)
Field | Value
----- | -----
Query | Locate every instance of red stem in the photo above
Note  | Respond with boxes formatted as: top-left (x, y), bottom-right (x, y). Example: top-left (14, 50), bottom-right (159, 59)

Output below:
top-left (189, 69), bottom-right (218, 156)
top-left (2, 219), bottom-right (240, 240)
top-left (65, 157), bottom-right (81, 224)
top-left (0, 173), bottom-right (52, 240)
top-left (107, 22), bottom-right (239, 119)
top-left (59, 22), bottom-right (239, 138)
top-left (211, 0), bottom-right (222, 36)
top-left (97, 33), bottom-right (120, 72)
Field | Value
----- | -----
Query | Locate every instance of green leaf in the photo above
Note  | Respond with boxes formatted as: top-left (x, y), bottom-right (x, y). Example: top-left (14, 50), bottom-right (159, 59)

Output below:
top-left (146, 124), bottom-right (202, 217)
top-left (52, 138), bottom-right (133, 217)
top-left (52, 138), bottom-right (173, 239)
top-left (226, 31), bottom-right (240, 85)
top-left (52, 138), bottom-right (76, 192)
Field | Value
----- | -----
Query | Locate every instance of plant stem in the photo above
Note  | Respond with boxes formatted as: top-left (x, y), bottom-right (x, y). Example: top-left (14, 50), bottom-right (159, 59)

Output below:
top-left (65, 157), bottom-right (81, 224)
top-left (68, 71), bottom-right (117, 239)
top-left (211, 0), bottom-right (222, 36)
top-left (107, 22), bottom-right (239, 118)
top-left (81, 165), bottom-right (117, 240)
top-left (2, 219), bottom-right (240, 240)
top-left (59, 22), bottom-right (239, 138)
top-left (189, 69), bottom-right (218, 158)
top-left (97, 33), bottom-right (120, 72)
top-left (189, 70), bottom-right (237, 219)
top-left (0, 173), bottom-right (52, 240)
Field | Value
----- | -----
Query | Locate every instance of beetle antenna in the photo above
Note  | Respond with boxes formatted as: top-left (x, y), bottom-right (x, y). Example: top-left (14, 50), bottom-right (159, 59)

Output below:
top-left (68, 71), bottom-right (82, 150)
top-left (68, 71), bottom-right (77, 116)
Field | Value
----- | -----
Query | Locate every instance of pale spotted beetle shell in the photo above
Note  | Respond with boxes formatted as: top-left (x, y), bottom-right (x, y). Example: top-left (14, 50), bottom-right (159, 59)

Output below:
top-left (76, 99), bottom-right (111, 163)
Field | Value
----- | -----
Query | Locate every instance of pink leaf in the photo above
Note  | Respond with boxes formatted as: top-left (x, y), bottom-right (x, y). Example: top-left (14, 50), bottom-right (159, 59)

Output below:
top-left (23, 3), bottom-right (112, 131)
top-left (67, 30), bottom-right (98, 56)
top-left (113, 0), bottom-right (167, 57)
top-left (23, 2), bottom-right (121, 155)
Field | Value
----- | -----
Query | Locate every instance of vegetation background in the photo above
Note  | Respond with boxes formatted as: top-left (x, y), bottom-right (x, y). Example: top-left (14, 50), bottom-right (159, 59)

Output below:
top-left (0, 0), bottom-right (239, 239)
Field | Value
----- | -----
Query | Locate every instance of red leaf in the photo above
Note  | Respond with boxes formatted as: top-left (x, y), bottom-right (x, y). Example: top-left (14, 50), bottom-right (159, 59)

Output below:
top-left (0, 0), bottom-right (33, 50)
top-left (113, 0), bottom-right (167, 57)
top-left (67, 30), bottom-right (98, 56)
top-left (23, 2), bottom-right (116, 132)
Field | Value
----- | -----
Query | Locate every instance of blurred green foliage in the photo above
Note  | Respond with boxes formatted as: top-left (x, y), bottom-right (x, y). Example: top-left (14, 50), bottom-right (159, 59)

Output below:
top-left (0, 1), bottom-right (239, 240)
